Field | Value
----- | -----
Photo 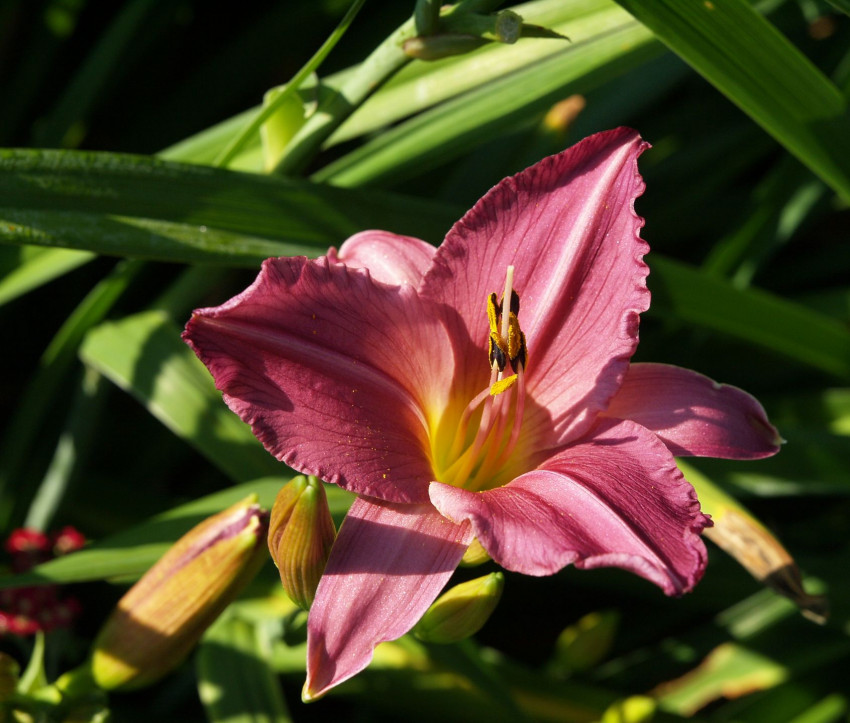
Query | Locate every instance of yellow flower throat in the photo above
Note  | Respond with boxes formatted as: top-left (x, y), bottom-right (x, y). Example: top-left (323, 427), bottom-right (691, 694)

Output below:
top-left (431, 266), bottom-right (529, 492)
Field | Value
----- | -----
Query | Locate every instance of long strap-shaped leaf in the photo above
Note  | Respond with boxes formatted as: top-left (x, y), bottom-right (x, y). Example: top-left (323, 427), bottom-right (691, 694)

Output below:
top-left (612, 0), bottom-right (850, 201)
top-left (0, 149), bottom-right (459, 264)
top-left (650, 256), bottom-right (850, 381)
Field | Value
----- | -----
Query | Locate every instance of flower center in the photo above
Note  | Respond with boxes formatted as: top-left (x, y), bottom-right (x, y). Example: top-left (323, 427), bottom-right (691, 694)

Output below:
top-left (431, 266), bottom-right (528, 492)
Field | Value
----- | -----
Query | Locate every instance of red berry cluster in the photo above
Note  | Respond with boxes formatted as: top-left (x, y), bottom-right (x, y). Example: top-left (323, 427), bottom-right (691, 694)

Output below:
top-left (0, 527), bottom-right (85, 636)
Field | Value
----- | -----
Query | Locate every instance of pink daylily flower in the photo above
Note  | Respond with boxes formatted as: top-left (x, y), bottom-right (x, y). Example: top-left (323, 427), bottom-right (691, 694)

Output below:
top-left (184, 128), bottom-right (780, 699)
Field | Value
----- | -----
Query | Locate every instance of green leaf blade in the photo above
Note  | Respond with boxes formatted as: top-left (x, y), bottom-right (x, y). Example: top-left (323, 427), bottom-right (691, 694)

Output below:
top-left (0, 149), bottom-right (459, 264)
top-left (613, 0), bottom-right (850, 200)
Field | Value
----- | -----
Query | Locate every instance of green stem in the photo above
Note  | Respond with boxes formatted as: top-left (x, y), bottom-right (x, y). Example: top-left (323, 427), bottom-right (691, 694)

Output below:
top-left (272, 0), bottom-right (506, 176)
top-left (272, 17), bottom-right (418, 176)
top-left (213, 0), bottom-right (367, 168)
top-left (414, 0), bottom-right (441, 35)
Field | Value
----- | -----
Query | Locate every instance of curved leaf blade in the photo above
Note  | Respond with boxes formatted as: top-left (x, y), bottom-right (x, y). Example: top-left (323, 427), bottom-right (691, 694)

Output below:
top-left (0, 149), bottom-right (459, 264)
top-left (612, 0), bottom-right (850, 201)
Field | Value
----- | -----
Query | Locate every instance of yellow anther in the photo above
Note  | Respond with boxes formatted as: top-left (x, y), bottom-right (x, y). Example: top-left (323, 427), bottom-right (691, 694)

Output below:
top-left (486, 267), bottom-right (527, 372)
top-left (507, 313), bottom-right (522, 360)
top-left (490, 374), bottom-right (518, 396)
top-left (487, 293), bottom-right (500, 336)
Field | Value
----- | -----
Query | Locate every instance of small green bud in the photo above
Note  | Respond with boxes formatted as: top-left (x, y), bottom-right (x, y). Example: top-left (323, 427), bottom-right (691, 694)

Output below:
top-left (405, 8), bottom-right (567, 61)
top-left (441, 9), bottom-right (522, 44)
top-left (492, 10), bottom-right (522, 44)
top-left (600, 695), bottom-right (656, 723)
top-left (414, 572), bottom-right (503, 644)
top-left (267, 476), bottom-right (336, 610)
top-left (90, 496), bottom-right (269, 691)
top-left (548, 610), bottom-right (619, 676)
top-left (460, 537), bottom-right (490, 567)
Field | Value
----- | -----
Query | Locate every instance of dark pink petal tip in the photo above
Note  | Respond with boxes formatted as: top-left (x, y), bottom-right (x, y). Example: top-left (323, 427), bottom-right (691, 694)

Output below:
top-left (604, 363), bottom-right (782, 460)
top-left (430, 419), bottom-right (710, 596)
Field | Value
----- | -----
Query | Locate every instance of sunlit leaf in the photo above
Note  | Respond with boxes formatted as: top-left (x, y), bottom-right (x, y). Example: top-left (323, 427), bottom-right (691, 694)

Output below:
top-left (198, 615), bottom-right (292, 723)
top-left (656, 642), bottom-right (788, 716)
top-left (612, 0), bottom-right (850, 201)
top-left (79, 310), bottom-right (280, 482)
top-left (0, 149), bottom-right (458, 263)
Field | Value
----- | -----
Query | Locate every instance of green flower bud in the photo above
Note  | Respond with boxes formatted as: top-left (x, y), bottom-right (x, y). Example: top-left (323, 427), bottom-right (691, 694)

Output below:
top-left (267, 476), bottom-right (336, 610)
top-left (460, 537), bottom-right (490, 567)
top-left (548, 610), bottom-right (619, 676)
top-left (414, 572), bottom-right (504, 644)
top-left (442, 9), bottom-right (523, 44)
top-left (90, 496), bottom-right (268, 691)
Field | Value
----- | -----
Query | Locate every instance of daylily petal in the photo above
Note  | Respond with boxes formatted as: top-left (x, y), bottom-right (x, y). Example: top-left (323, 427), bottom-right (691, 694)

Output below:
top-left (184, 256), bottom-right (453, 504)
top-left (304, 496), bottom-right (472, 700)
top-left (604, 363), bottom-right (782, 459)
top-left (429, 418), bottom-right (710, 595)
top-left (328, 230), bottom-right (436, 286)
top-left (421, 128), bottom-right (651, 445)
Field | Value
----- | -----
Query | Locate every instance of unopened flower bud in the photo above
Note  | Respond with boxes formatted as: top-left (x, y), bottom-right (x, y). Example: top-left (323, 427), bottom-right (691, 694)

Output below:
top-left (460, 537), bottom-right (490, 567)
top-left (414, 572), bottom-right (504, 644)
top-left (442, 10), bottom-right (523, 44)
top-left (548, 610), bottom-right (619, 676)
top-left (91, 496), bottom-right (268, 690)
top-left (268, 476), bottom-right (336, 610)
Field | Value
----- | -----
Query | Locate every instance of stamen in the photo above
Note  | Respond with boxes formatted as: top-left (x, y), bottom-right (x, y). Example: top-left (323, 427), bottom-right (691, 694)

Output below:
top-left (446, 384), bottom-right (493, 463)
top-left (438, 265), bottom-right (529, 492)
top-left (493, 362), bottom-right (526, 469)
top-left (489, 332), bottom-right (507, 372)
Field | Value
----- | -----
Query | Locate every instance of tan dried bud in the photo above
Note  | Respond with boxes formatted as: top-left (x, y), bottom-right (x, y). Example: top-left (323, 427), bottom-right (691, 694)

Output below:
top-left (680, 461), bottom-right (827, 623)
